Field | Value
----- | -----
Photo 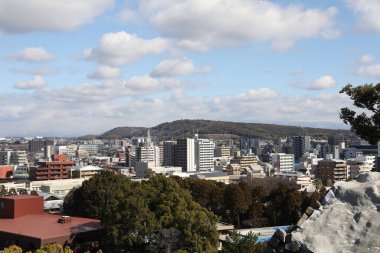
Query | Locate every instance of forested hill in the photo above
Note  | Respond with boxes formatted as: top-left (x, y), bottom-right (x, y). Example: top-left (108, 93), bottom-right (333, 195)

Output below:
top-left (94, 119), bottom-right (353, 140)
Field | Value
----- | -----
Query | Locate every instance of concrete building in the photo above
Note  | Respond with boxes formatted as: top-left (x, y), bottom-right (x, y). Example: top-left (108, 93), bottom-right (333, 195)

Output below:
top-left (163, 141), bottom-right (176, 166)
top-left (270, 153), bottom-right (294, 172)
top-left (30, 154), bottom-right (75, 181)
top-left (71, 165), bottom-right (103, 179)
top-left (214, 146), bottom-right (231, 158)
top-left (0, 150), bottom-right (28, 165)
top-left (175, 138), bottom-right (196, 172)
top-left (316, 159), bottom-right (348, 186)
top-left (229, 152), bottom-right (258, 169)
top-left (195, 138), bottom-right (215, 171)
top-left (78, 144), bottom-right (98, 155)
top-left (347, 155), bottom-right (375, 178)
top-left (292, 136), bottom-right (306, 162)
top-left (135, 162), bottom-right (182, 178)
top-left (226, 163), bottom-right (241, 175)
top-left (28, 139), bottom-right (54, 153)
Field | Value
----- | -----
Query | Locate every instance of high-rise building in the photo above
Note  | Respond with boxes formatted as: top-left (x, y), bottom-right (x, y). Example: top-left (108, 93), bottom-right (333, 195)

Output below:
top-left (195, 138), bottom-right (215, 171)
top-left (136, 129), bottom-right (160, 167)
top-left (28, 139), bottom-right (54, 153)
top-left (175, 138), bottom-right (195, 172)
top-left (292, 136), bottom-right (306, 162)
top-left (163, 141), bottom-right (176, 166)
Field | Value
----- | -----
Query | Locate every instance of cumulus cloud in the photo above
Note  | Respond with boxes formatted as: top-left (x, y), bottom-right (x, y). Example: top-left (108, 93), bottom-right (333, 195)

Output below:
top-left (14, 75), bottom-right (46, 90)
top-left (151, 58), bottom-right (212, 77)
top-left (84, 32), bottom-right (170, 66)
top-left (0, 85), bottom-right (350, 136)
top-left (292, 75), bottom-right (336, 90)
top-left (37, 76), bottom-right (184, 102)
top-left (358, 54), bottom-right (375, 64)
top-left (10, 67), bottom-right (59, 76)
top-left (121, 0), bottom-right (339, 51)
top-left (87, 65), bottom-right (122, 79)
top-left (0, 0), bottom-right (114, 33)
top-left (357, 64), bottom-right (380, 78)
top-left (354, 54), bottom-right (380, 78)
top-left (9, 47), bottom-right (55, 63)
top-left (346, 0), bottom-right (380, 33)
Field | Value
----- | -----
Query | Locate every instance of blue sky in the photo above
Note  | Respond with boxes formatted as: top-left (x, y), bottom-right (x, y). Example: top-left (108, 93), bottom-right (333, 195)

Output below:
top-left (1, 0), bottom-right (380, 136)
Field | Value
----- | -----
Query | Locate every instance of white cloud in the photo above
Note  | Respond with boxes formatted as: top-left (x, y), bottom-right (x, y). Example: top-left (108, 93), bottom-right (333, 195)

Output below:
top-left (14, 75), bottom-right (46, 90)
top-left (37, 76), bottom-right (184, 102)
top-left (0, 0), bottom-right (114, 33)
top-left (151, 58), bottom-right (212, 77)
top-left (357, 64), bottom-right (380, 78)
top-left (87, 65), bottom-right (122, 79)
top-left (358, 54), bottom-right (375, 64)
top-left (10, 67), bottom-right (59, 76)
top-left (84, 32), bottom-right (170, 66)
top-left (346, 0), bottom-right (380, 33)
top-left (9, 47), bottom-right (55, 62)
top-left (0, 86), bottom-right (350, 136)
top-left (122, 0), bottom-right (339, 51)
top-left (354, 54), bottom-right (380, 78)
top-left (292, 75), bottom-right (336, 90)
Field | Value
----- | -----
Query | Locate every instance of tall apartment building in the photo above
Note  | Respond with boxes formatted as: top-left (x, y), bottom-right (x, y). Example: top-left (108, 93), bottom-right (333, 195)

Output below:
top-left (0, 150), bottom-right (28, 165)
top-left (316, 159), bottom-right (348, 186)
top-left (292, 136), bottom-right (306, 162)
top-left (28, 139), bottom-right (54, 153)
top-left (30, 154), bottom-right (75, 181)
top-left (163, 141), bottom-right (176, 166)
top-left (195, 138), bottom-right (215, 171)
top-left (175, 138), bottom-right (196, 172)
top-left (270, 153), bottom-right (294, 172)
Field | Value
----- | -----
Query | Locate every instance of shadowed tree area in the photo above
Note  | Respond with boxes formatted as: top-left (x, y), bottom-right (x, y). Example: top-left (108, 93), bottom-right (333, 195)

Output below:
top-left (63, 171), bottom-right (218, 253)
top-left (340, 83), bottom-right (380, 144)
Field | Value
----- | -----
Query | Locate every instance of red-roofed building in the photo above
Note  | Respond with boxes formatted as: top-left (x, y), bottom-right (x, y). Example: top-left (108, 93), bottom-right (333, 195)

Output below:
top-left (30, 154), bottom-right (75, 181)
top-left (0, 165), bottom-right (13, 179)
top-left (0, 195), bottom-right (102, 251)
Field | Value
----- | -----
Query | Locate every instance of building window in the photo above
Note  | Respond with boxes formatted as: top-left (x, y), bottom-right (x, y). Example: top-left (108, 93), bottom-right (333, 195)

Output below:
top-left (0, 200), bottom-right (4, 210)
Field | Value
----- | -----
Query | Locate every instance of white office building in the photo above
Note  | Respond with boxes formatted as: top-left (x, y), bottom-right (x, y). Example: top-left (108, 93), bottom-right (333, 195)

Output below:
top-left (195, 138), bottom-right (215, 171)
top-left (270, 153), bottom-right (294, 172)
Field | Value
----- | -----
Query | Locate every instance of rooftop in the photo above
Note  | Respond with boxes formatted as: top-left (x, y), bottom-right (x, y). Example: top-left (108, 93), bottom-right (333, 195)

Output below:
top-left (0, 214), bottom-right (101, 239)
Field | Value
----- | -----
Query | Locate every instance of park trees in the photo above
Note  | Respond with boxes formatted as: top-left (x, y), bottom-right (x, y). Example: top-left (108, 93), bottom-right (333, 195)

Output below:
top-left (340, 83), bottom-right (380, 144)
top-left (63, 171), bottom-right (218, 252)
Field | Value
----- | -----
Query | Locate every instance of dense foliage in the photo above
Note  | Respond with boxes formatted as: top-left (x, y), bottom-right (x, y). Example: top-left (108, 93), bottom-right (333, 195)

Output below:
top-left (97, 119), bottom-right (352, 140)
top-left (63, 171), bottom-right (219, 253)
top-left (221, 231), bottom-right (266, 253)
top-left (173, 177), bottom-right (325, 228)
top-left (340, 83), bottom-right (380, 144)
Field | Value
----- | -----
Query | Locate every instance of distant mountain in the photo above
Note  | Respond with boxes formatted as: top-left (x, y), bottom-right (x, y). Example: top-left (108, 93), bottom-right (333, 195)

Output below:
top-left (94, 119), bottom-right (353, 140)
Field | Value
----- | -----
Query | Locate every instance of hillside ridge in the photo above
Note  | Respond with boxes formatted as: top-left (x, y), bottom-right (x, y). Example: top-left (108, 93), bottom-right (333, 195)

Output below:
top-left (92, 119), bottom-right (353, 140)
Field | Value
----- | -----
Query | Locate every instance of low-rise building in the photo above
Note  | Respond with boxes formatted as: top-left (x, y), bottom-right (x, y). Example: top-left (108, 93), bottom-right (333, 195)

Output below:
top-left (316, 159), bottom-right (348, 186)
top-left (71, 165), bottom-right (103, 179)
top-left (0, 195), bottom-right (102, 251)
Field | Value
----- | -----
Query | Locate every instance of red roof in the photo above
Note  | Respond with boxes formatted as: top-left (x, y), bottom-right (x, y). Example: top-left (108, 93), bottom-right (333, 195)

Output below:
top-left (0, 214), bottom-right (102, 239)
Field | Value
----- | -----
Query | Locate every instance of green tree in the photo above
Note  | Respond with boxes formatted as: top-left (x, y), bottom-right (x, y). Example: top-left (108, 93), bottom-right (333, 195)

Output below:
top-left (340, 83), bottom-right (380, 144)
top-left (64, 172), bottom-right (219, 252)
top-left (3, 245), bottom-right (22, 253)
top-left (222, 230), bottom-right (265, 253)
top-left (223, 184), bottom-right (252, 228)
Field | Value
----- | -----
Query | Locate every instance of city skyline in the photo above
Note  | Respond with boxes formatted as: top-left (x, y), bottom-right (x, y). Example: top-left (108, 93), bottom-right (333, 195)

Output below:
top-left (1, 0), bottom-right (379, 136)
